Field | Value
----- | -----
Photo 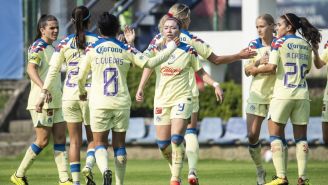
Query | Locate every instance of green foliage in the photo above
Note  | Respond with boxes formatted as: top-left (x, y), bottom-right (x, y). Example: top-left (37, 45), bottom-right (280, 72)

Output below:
top-left (0, 93), bottom-right (9, 111)
top-left (127, 66), bottom-right (242, 120)
top-left (198, 81), bottom-right (242, 121)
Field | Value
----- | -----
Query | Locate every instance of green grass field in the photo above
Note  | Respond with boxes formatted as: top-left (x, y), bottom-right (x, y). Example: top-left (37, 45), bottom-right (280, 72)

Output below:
top-left (1, 153), bottom-right (327, 185)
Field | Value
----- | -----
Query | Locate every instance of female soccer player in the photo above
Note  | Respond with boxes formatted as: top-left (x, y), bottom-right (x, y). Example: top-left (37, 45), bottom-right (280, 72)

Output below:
top-left (313, 41), bottom-right (328, 145)
top-left (248, 13), bottom-right (321, 185)
top-left (136, 14), bottom-right (223, 185)
top-left (36, 6), bottom-right (97, 185)
top-left (136, 4), bottom-right (255, 185)
top-left (77, 12), bottom-right (180, 185)
top-left (10, 15), bottom-right (72, 185)
top-left (244, 14), bottom-right (276, 185)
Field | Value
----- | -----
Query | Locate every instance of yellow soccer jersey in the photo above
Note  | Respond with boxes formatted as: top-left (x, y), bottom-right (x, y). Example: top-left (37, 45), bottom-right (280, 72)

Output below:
top-left (148, 29), bottom-right (212, 97)
top-left (27, 38), bottom-right (62, 110)
top-left (145, 42), bottom-right (202, 107)
top-left (246, 38), bottom-right (276, 104)
top-left (321, 41), bottom-right (328, 101)
top-left (43, 32), bottom-right (99, 100)
top-left (269, 34), bottom-right (312, 100)
top-left (78, 37), bottom-right (172, 110)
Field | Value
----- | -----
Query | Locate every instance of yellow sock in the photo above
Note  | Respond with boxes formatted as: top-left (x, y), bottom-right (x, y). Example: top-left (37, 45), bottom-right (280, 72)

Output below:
top-left (284, 144), bottom-right (288, 171)
top-left (296, 140), bottom-right (309, 179)
top-left (271, 139), bottom-right (286, 178)
top-left (185, 132), bottom-right (199, 173)
top-left (16, 144), bottom-right (42, 177)
top-left (95, 145), bottom-right (108, 174)
top-left (70, 162), bottom-right (80, 183)
top-left (157, 141), bottom-right (172, 170)
top-left (85, 149), bottom-right (95, 170)
top-left (249, 142), bottom-right (263, 171)
top-left (54, 144), bottom-right (70, 182)
top-left (171, 142), bottom-right (185, 181)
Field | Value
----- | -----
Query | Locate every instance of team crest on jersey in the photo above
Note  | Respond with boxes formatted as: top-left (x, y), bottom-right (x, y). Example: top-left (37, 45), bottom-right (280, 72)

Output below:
top-left (155, 107), bottom-right (162, 114)
top-left (250, 105), bottom-right (256, 111)
top-left (323, 104), bottom-right (326, 112)
top-left (167, 54), bottom-right (176, 64)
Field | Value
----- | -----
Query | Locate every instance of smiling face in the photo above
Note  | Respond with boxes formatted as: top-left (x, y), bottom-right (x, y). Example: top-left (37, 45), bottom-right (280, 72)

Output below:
top-left (40, 20), bottom-right (59, 43)
top-left (256, 18), bottom-right (274, 39)
top-left (162, 19), bottom-right (180, 41)
top-left (276, 17), bottom-right (292, 38)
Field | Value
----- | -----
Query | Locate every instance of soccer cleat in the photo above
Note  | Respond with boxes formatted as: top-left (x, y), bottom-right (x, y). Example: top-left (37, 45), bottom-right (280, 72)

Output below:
top-left (10, 173), bottom-right (29, 185)
top-left (103, 170), bottom-right (112, 185)
top-left (170, 180), bottom-right (181, 185)
top-left (256, 169), bottom-right (266, 185)
top-left (297, 178), bottom-right (312, 185)
top-left (188, 171), bottom-right (199, 185)
top-left (59, 179), bottom-right (73, 185)
top-left (82, 167), bottom-right (96, 185)
top-left (265, 176), bottom-right (288, 185)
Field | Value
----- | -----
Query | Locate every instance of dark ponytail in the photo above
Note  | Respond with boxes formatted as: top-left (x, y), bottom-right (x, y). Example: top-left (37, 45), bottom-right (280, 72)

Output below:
top-left (299, 17), bottom-right (321, 47)
top-left (34, 14), bottom-right (58, 41)
top-left (281, 13), bottom-right (321, 46)
top-left (72, 6), bottom-right (90, 49)
top-left (97, 12), bottom-right (120, 37)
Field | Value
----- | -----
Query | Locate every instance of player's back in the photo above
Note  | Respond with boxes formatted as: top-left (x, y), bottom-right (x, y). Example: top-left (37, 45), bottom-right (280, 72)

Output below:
top-left (87, 37), bottom-right (134, 109)
top-left (56, 32), bottom-right (98, 100)
top-left (271, 34), bottom-right (311, 100)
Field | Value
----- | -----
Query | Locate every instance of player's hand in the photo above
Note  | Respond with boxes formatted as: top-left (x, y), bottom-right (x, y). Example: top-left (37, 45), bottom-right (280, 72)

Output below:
top-left (35, 97), bottom-right (44, 113)
top-left (135, 89), bottom-right (144, 103)
top-left (44, 91), bottom-right (52, 103)
top-left (260, 52), bottom-right (269, 65)
top-left (248, 66), bottom-right (258, 76)
top-left (239, 48), bottom-right (257, 59)
top-left (124, 25), bottom-right (135, 44)
top-left (117, 33), bottom-right (125, 42)
top-left (214, 86), bottom-right (224, 104)
top-left (79, 93), bottom-right (87, 101)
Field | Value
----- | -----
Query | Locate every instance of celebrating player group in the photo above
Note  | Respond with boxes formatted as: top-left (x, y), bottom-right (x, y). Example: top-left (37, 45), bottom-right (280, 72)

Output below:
top-left (9, 2), bottom-right (327, 185)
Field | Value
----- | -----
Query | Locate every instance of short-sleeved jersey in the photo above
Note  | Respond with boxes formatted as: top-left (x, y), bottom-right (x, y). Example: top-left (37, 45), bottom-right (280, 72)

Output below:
top-left (245, 38), bottom-right (276, 104)
top-left (78, 37), bottom-right (153, 110)
top-left (145, 42), bottom-right (202, 107)
top-left (147, 29), bottom-right (212, 98)
top-left (27, 38), bottom-right (62, 110)
top-left (321, 40), bottom-right (328, 100)
top-left (269, 34), bottom-right (312, 100)
top-left (43, 32), bottom-right (99, 100)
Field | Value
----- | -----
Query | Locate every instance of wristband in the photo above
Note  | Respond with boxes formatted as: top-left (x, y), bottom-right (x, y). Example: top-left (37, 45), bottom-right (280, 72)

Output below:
top-left (212, 82), bottom-right (220, 88)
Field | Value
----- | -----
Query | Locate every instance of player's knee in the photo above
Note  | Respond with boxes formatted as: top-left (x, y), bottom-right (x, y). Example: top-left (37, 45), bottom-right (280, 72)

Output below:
top-left (171, 134), bottom-right (184, 146)
top-left (35, 138), bottom-right (49, 148)
top-left (248, 133), bottom-right (259, 144)
top-left (114, 147), bottom-right (127, 164)
top-left (156, 140), bottom-right (171, 150)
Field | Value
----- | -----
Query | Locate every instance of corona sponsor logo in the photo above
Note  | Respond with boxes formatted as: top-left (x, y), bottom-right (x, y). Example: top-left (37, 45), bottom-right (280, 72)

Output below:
top-left (287, 43), bottom-right (309, 50)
